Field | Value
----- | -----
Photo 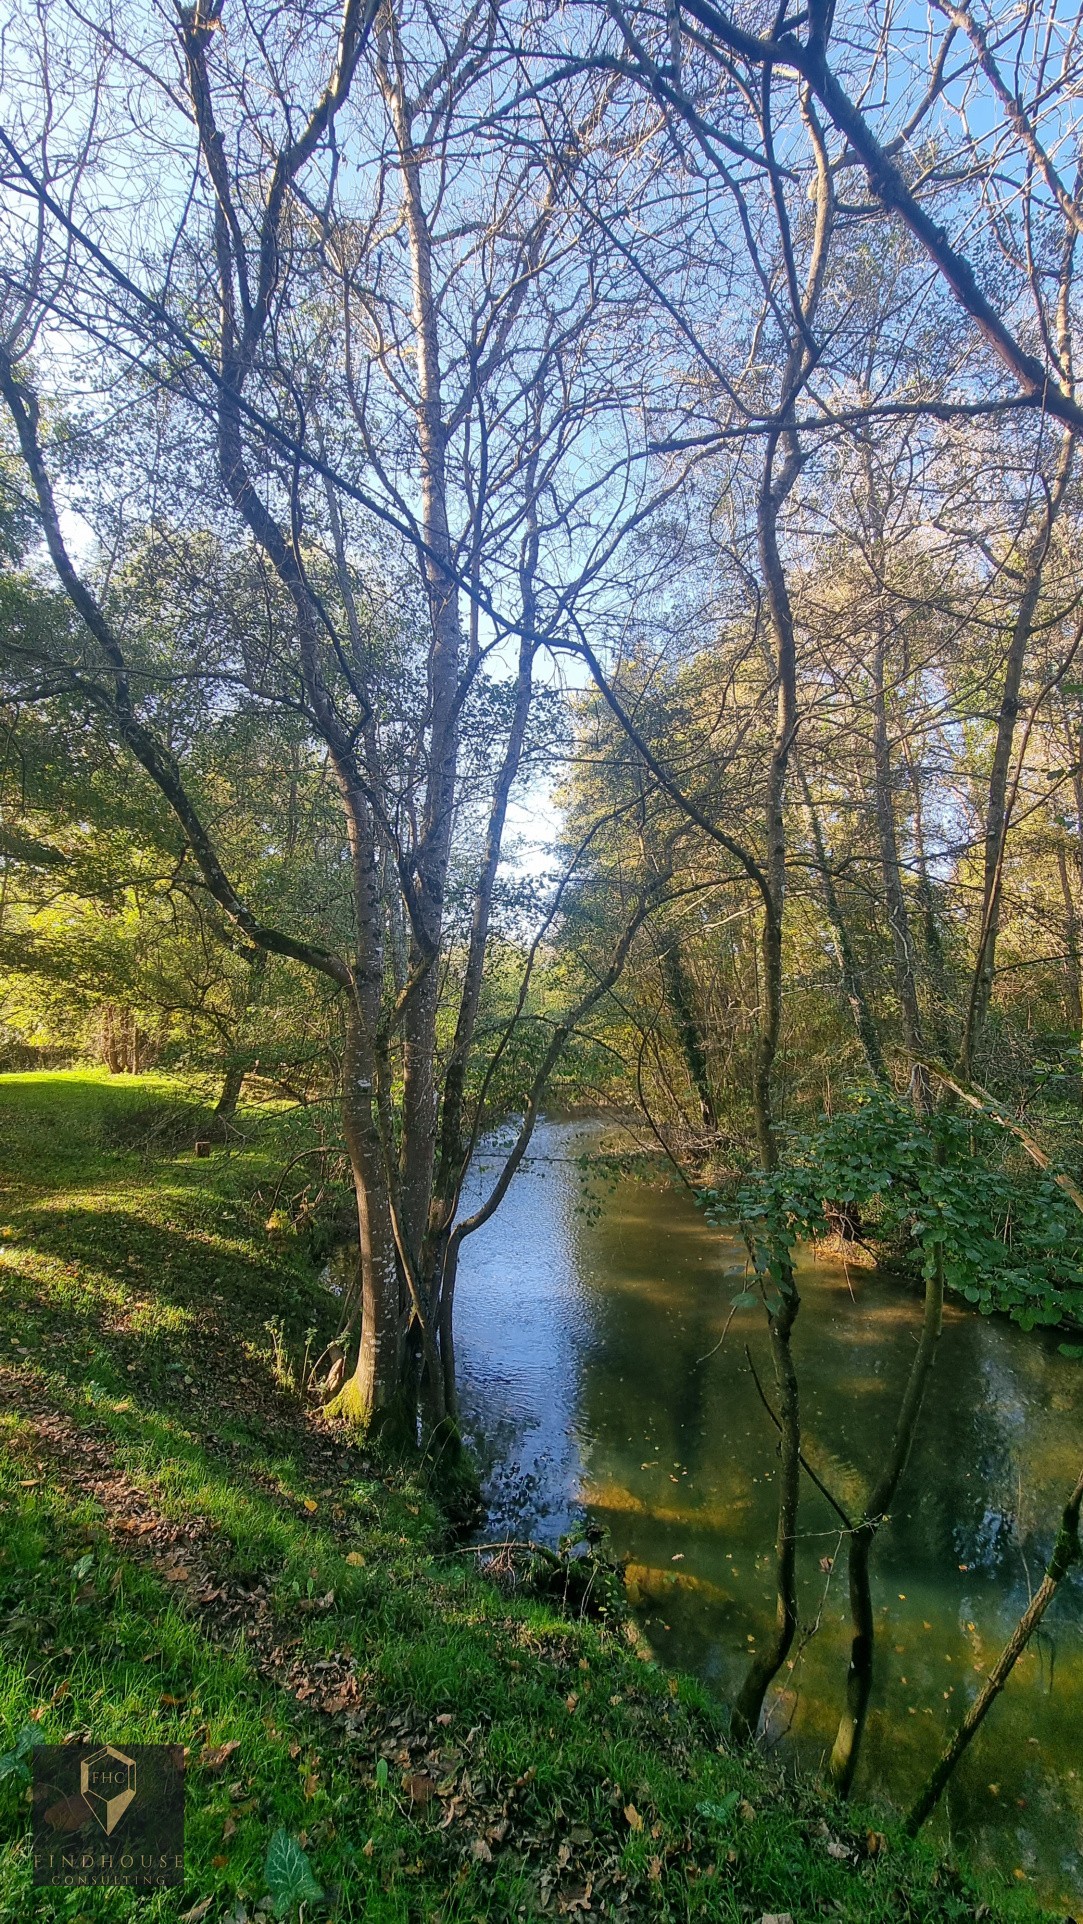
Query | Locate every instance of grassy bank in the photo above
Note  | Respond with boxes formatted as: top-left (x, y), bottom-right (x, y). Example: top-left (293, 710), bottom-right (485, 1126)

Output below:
top-left (0, 1072), bottom-right (1054, 1923)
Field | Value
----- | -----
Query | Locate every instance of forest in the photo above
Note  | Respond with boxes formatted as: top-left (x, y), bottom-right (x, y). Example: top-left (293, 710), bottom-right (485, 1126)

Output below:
top-left (1, 0), bottom-right (1082, 1919)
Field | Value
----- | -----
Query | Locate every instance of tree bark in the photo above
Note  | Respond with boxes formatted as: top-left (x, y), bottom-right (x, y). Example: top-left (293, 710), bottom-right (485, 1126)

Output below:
top-left (214, 1060), bottom-right (246, 1127)
top-left (326, 994), bottom-right (407, 1435)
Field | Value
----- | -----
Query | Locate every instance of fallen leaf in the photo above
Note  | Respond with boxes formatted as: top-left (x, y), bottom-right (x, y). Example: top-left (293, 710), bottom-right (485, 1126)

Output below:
top-left (163, 1566), bottom-right (190, 1583)
top-left (200, 1740), bottom-right (241, 1772)
top-left (471, 1836), bottom-right (492, 1862)
top-left (648, 1856), bottom-right (662, 1882)
top-left (179, 1900), bottom-right (214, 1924)
top-left (825, 1839), bottom-right (849, 1860)
top-left (436, 1712), bottom-right (453, 1726)
top-left (866, 1830), bottom-right (887, 1857)
top-left (43, 1794), bottom-right (92, 1833)
top-left (362, 1837), bottom-right (374, 1857)
top-left (738, 1800), bottom-right (756, 1824)
top-left (345, 1551), bottom-right (365, 1566)
top-left (322, 1687), bottom-right (354, 1715)
top-left (758, 1915), bottom-right (794, 1924)
top-left (303, 1498), bottom-right (318, 1513)
top-left (819, 1555), bottom-right (834, 1572)
top-left (404, 1773), bottom-right (437, 1805)
top-left (624, 1803), bottom-right (643, 1831)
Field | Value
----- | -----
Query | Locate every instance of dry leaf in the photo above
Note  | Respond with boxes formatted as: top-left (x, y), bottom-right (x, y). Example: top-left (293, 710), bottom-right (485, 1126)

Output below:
top-left (179, 1900), bottom-right (214, 1924)
top-left (404, 1773), bottom-right (438, 1805)
top-left (866, 1830), bottom-right (887, 1857)
top-left (362, 1837), bottom-right (375, 1857)
top-left (624, 1803), bottom-right (643, 1832)
top-left (345, 1551), bottom-right (365, 1566)
top-left (471, 1837), bottom-right (492, 1862)
top-left (303, 1497), bottom-right (318, 1513)
top-left (200, 1740), bottom-right (241, 1772)
top-left (43, 1794), bottom-right (91, 1833)
top-left (757, 1915), bottom-right (794, 1924)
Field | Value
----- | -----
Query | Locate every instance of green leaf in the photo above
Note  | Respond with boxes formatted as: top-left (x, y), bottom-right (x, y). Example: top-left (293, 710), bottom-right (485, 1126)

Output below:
top-left (375, 1756), bottom-right (389, 1790)
top-left (1058, 1343), bottom-right (1083, 1359)
top-left (264, 1830), bottom-right (323, 1918)
top-left (0, 1724), bottom-right (39, 1783)
top-left (70, 1553), bottom-right (94, 1582)
top-left (696, 1790), bottom-right (741, 1825)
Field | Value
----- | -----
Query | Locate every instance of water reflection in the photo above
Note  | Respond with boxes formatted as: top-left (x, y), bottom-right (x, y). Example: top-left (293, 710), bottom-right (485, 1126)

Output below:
top-left (455, 1120), bottom-right (1083, 1908)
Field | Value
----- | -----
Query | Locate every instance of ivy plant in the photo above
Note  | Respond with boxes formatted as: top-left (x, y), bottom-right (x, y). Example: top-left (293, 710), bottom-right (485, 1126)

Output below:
top-left (698, 1087), bottom-right (1083, 1337)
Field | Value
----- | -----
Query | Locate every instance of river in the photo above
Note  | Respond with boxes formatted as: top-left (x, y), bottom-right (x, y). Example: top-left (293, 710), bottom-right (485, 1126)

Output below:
top-left (454, 1118), bottom-right (1083, 1911)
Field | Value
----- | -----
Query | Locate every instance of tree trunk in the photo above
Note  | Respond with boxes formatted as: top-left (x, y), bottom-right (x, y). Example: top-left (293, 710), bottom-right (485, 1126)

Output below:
top-left (905, 1462), bottom-right (1083, 1834)
top-left (796, 759), bottom-right (887, 1082)
top-left (961, 434), bottom-right (1073, 1074)
top-left (871, 622), bottom-right (926, 1072)
top-left (732, 404), bottom-right (806, 1742)
top-left (731, 1277), bottom-right (802, 1742)
top-left (660, 938), bottom-right (717, 1129)
top-left (100, 1004), bottom-right (121, 1074)
top-left (829, 1244), bottom-right (944, 1794)
top-left (213, 1060), bottom-right (246, 1128)
top-left (325, 996), bottom-right (407, 1436)
top-left (1056, 842), bottom-right (1083, 1106)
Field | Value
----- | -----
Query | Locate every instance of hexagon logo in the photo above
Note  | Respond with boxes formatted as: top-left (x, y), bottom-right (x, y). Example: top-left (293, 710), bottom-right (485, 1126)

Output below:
top-left (80, 1746), bottom-right (137, 1835)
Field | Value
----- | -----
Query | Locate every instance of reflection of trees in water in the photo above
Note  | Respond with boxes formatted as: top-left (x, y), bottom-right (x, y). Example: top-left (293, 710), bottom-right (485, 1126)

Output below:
top-left (459, 1135), bottom-right (1083, 1898)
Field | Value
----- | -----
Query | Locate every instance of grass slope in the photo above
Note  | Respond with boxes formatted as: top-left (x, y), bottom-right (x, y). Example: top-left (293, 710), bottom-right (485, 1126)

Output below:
top-left (0, 1071), bottom-right (1052, 1924)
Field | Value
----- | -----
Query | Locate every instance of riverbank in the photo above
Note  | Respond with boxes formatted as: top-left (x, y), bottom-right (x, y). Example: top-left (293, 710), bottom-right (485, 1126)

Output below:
top-left (0, 1072), bottom-right (1056, 1922)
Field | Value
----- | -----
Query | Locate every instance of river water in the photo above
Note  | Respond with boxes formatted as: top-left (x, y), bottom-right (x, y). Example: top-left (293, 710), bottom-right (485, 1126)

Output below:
top-left (454, 1119), bottom-right (1083, 1910)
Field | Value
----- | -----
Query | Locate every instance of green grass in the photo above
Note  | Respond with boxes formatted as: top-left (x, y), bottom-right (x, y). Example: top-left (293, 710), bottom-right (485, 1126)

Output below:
top-left (0, 1071), bottom-right (1056, 1923)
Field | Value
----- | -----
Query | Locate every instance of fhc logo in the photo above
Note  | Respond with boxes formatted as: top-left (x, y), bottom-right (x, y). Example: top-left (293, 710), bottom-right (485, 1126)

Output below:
top-left (80, 1747), bottom-right (137, 1835)
top-left (32, 1742), bottom-right (184, 1886)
